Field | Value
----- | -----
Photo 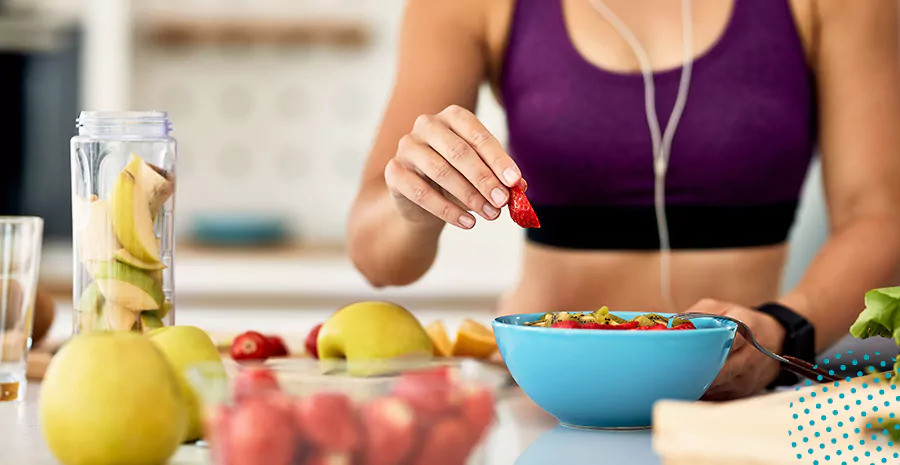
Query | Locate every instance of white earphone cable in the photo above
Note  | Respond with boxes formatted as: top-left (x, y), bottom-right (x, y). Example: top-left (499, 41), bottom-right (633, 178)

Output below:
top-left (586, 0), bottom-right (694, 312)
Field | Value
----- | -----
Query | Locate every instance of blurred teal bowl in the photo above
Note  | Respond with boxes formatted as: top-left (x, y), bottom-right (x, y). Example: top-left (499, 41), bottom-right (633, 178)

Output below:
top-left (493, 311), bottom-right (737, 429)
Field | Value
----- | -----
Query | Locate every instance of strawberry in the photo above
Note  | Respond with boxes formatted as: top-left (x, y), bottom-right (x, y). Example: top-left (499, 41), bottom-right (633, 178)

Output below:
top-left (636, 324), bottom-right (667, 331)
top-left (359, 397), bottom-right (416, 465)
top-left (460, 384), bottom-right (494, 446)
top-left (550, 320), bottom-right (582, 329)
top-left (266, 335), bottom-right (289, 357)
top-left (233, 367), bottom-right (280, 403)
top-left (231, 331), bottom-right (271, 362)
top-left (670, 322), bottom-right (696, 330)
top-left (393, 369), bottom-right (460, 424)
top-left (507, 185), bottom-right (540, 229)
top-left (227, 398), bottom-right (297, 465)
top-left (295, 392), bottom-right (359, 452)
top-left (204, 405), bottom-right (231, 464)
top-left (407, 365), bottom-right (455, 382)
top-left (305, 324), bottom-right (323, 359)
top-left (307, 451), bottom-right (353, 465)
top-left (408, 415), bottom-right (471, 465)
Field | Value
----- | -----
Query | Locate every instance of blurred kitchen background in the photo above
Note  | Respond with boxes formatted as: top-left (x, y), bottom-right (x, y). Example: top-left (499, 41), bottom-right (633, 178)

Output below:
top-left (4, 0), bottom-right (828, 344)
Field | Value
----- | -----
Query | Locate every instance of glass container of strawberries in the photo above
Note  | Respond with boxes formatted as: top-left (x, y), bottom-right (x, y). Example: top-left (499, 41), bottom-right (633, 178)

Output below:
top-left (186, 358), bottom-right (505, 465)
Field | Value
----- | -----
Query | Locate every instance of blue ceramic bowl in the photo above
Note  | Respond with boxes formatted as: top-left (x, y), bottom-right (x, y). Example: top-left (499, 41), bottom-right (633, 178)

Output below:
top-left (493, 311), bottom-right (737, 429)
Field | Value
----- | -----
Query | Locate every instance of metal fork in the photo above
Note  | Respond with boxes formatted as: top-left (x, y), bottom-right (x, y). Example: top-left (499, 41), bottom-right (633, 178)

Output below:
top-left (673, 312), bottom-right (841, 384)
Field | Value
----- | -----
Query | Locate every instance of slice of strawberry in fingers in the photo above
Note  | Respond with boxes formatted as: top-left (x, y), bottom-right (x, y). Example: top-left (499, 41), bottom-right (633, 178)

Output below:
top-left (507, 185), bottom-right (540, 229)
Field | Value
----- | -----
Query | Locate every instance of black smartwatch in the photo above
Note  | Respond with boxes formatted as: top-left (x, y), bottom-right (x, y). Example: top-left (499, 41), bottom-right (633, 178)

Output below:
top-left (755, 302), bottom-right (817, 388)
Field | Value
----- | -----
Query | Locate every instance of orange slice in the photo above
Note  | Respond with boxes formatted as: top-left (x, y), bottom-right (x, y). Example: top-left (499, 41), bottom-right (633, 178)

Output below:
top-left (425, 320), bottom-right (453, 357)
top-left (452, 319), bottom-right (498, 358)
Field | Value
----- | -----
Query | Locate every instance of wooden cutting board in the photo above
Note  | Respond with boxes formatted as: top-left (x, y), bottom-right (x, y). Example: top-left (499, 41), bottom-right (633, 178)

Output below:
top-left (652, 373), bottom-right (898, 464)
top-left (25, 340), bottom-right (62, 381)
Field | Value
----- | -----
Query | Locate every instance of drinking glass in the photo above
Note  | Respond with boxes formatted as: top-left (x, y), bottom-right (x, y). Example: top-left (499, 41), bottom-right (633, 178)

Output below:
top-left (0, 216), bottom-right (44, 402)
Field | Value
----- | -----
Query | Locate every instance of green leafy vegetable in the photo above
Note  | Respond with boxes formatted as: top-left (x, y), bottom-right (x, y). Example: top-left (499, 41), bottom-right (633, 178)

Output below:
top-left (849, 287), bottom-right (900, 346)
top-left (868, 418), bottom-right (900, 442)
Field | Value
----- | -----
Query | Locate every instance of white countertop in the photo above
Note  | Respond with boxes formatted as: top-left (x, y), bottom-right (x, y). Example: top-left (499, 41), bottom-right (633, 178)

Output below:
top-left (1, 382), bottom-right (662, 465)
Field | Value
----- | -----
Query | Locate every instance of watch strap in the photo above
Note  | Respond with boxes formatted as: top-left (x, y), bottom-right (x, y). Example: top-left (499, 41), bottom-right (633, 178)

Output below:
top-left (755, 302), bottom-right (817, 388)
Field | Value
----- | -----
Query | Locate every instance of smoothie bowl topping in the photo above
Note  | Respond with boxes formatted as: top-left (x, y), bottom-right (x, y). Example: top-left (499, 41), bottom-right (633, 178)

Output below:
top-left (522, 307), bottom-right (696, 330)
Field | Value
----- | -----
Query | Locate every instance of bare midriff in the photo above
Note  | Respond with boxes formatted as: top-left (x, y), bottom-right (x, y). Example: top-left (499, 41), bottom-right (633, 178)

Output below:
top-left (497, 244), bottom-right (788, 316)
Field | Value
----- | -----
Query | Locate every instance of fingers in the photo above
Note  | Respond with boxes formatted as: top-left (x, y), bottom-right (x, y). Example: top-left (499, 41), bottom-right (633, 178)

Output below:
top-left (396, 134), bottom-right (501, 220)
top-left (387, 105), bottom-right (525, 229)
top-left (436, 105), bottom-right (523, 188)
top-left (704, 346), bottom-right (754, 400)
top-left (685, 298), bottom-right (731, 316)
top-left (384, 158), bottom-right (476, 230)
top-left (413, 111), bottom-right (515, 210)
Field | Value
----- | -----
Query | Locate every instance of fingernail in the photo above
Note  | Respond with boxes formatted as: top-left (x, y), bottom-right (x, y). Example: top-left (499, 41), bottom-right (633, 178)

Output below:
top-left (503, 168), bottom-right (520, 186)
top-left (483, 203), bottom-right (499, 219)
top-left (491, 188), bottom-right (507, 206)
top-left (459, 216), bottom-right (475, 228)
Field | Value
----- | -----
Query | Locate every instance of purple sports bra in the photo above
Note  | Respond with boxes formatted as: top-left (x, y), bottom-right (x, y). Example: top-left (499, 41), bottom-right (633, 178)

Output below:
top-left (501, 0), bottom-right (818, 250)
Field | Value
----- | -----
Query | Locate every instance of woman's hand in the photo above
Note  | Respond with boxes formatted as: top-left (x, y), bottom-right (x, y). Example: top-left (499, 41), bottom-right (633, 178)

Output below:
top-left (384, 105), bottom-right (524, 230)
top-left (685, 299), bottom-right (787, 400)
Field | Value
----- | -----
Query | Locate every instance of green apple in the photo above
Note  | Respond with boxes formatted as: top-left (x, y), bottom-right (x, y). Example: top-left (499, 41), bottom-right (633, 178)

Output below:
top-left (159, 300), bottom-right (172, 319)
top-left (317, 301), bottom-right (434, 362)
top-left (40, 331), bottom-right (187, 465)
top-left (140, 312), bottom-right (163, 333)
top-left (147, 326), bottom-right (224, 443)
top-left (110, 156), bottom-right (160, 264)
top-left (147, 268), bottom-right (163, 284)
top-left (93, 261), bottom-right (164, 310)
top-left (76, 282), bottom-right (107, 331)
top-left (115, 248), bottom-right (166, 271)
top-left (77, 282), bottom-right (103, 312)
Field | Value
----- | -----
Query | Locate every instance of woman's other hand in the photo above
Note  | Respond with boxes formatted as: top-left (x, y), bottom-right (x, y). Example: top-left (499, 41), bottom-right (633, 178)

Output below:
top-left (385, 105), bottom-right (524, 230)
top-left (685, 299), bottom-right (786, 400)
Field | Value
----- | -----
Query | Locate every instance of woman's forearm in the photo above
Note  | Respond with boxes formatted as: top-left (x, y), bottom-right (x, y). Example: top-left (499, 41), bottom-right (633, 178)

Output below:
top-left (778, 215), bottom-right (900, 352)
top-left (347, 188), bottom-right (445, 288)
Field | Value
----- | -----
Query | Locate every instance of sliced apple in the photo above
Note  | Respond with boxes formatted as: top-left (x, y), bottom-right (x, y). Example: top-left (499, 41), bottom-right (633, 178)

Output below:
top-left (76, 199), bottom-right (120, 262)
top-left (76, 282), bottom-right (103, 312)
top-left (147, 269), bottom-right (165, 309)
top-left (158, 300), bottom-right (173, 319)
top-left (140, 311), bottom-right (164, 333)
top-left (110, 157), bottom-right (160, 264)
top-left (82, 260), bottom-right (104, 277)
top-left (115, 248), bottom-right (165, 271)
top-left (93, 261), bottom-right (164, 310)
top-left (129, 153), bottom-right (174, 215)
top-left (76, 282), bottom-right (106, 331)
top-left (105, 301), bottom-right (138, 331)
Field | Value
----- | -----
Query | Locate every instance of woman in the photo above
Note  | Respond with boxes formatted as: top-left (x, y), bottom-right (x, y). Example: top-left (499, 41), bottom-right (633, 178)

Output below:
top-left (348, 0), bottom-right (900, 400)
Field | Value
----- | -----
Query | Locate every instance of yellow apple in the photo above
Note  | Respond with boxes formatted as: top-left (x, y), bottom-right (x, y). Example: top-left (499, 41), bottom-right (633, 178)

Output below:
top-left (39, 331), bottom-right (187, 465)
top-left (147, 325), bottom-right (225, 443)
top-left (317, 301), bottom-right (433, 362)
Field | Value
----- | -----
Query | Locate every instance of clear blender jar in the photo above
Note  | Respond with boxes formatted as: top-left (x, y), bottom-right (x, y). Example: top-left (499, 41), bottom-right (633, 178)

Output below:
top-left (70, 111), bottom-right (176, 334)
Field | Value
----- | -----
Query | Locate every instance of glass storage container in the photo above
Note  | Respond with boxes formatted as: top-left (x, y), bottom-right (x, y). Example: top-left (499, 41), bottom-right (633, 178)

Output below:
top-left (186, 358), bottom-right (507, 465)
top-left (70, 111), bottom-right (176, 334)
